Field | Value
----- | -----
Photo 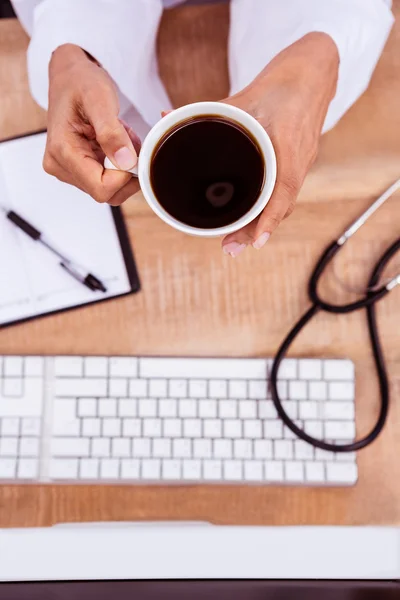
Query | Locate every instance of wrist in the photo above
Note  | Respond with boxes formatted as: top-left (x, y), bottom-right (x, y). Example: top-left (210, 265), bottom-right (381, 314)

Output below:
top-left (50, 44), bottom-right (94, 76)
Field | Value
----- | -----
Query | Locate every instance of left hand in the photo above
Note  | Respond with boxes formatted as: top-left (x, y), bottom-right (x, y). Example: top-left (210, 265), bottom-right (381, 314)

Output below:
top-left (221, 32), bottom-right (339, 257)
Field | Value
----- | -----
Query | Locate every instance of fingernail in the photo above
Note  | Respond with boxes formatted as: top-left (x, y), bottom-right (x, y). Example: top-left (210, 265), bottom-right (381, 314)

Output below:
top-left (114, 146), bottom-right (136, 170)
top-left (252, 232), bottom-right (270, 249)
top-left (222, 242), bottom-right (246, 257)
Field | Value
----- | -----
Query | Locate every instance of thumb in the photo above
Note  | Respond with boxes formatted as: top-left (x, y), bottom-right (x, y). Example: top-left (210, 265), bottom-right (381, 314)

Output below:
top-left (87, 97), bottom-right (137, 171)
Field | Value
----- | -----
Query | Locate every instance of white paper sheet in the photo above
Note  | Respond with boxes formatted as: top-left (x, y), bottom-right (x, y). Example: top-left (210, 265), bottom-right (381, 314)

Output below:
top-left (0, 132), bottom-right (134, 326)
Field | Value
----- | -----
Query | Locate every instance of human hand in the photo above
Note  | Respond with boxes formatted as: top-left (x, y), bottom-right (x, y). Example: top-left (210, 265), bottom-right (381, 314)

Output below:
top-left (221, 32), bottom-right (339, 257)
top-left (43, 44), bottom-right (140, 206)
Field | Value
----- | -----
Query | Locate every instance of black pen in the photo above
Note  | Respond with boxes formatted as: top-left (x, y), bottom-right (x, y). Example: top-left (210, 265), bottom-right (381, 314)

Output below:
top-left (1, 206), bottom-right (107, 293)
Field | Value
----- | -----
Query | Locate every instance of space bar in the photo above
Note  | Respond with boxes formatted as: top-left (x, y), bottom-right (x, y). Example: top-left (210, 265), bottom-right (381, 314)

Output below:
top-left (139, 358), bottom-right (269, 379)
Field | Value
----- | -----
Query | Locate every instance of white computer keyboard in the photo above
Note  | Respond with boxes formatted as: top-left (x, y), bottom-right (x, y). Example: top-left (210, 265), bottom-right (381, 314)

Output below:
top-left (0, 355), bottom-right (357, 485)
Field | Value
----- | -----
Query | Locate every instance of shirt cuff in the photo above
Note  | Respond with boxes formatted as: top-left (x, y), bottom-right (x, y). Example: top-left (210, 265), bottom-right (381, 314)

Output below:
top-left (26, 0), bottom-right (172, 126)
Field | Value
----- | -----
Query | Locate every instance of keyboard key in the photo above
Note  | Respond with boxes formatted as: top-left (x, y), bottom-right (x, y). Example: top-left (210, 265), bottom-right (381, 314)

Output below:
top-left (249, 380), bottom-right (268, 399)
top-left (80, 458), bottom-right (99, 479)
top-left (198, 399), bottom-right (217, 418)
top-left (142, 459), bottom-right (161, 480)
top-left (98, 399), bottom-right (117, 417)
top-left (118, 399), bottom-right (137, 417)
top-left (326, 462), bottom-right (358, 484)
top-left (0, 437), bottom-right (18, 456)
top-left (140, 357), bottom-right (268, 379)
top-left (17, 458), bottom-right (38, 480)
top-left (132, 438), bottom-right (151, 457)
top-left (100, 458), bottom-right (120, 479)
top-left (328, 382), bottom-right (355, 401)
top-left (298, 359), bottom-right (322, 380)
top-left (154, 438), bottom-right (172, 458)
top-left (234, 439), bottom-right (252, 459)
top-left (0, 457), bottom-right (16, 478)
top-left (52, 413), bottom-right (80, 437)
top-left (169, 379), bottom-right (187, 398)
top-left (189, 379), bottom-right (207, 398)
top-left (129, 379), bottom-right (148, 397)
top-left (149, 379), bottom-right (167, 398)
top-left (143, 418), bottom-right (162, 438)
top-left (163, 419), bottom-right (182, 438)
top-left (228, 380), bottom-right (247, 399)
top-left (4, 357), bottom-right (23, 377)
top-left (324, 359), bottom-right (354, 381)
top-left (121, 459), bottom-right (140, 479)
top-left (213, 439), bottom-right (232, 459)
top-left (109, 357), bottom-right (138, 378)
top-left (24, 357), bottom-right (44, 377)
top-left (258, 400), bottom-right (277, 419)
top-left (289, 381), bottom-right (307, 401)
top-left (223, 460), bottom-right (243, 481)
top-left (278, 359), bottom-right (297, 380)
top-left (1, 417), bottom-right (19, 436)
top-left (49, 458), bottom-right (78, 479)
top-left (274, 440), bottom-right (293, 460)
top-left (109, 379), bottom-right (128, 397)
top-left (3, 378), bottom-right (23, 397)
top-left (203, 459), bottom-right (222, 480)
top-left (112, 438), bottom-right (131, 457)
top-left (276, 380), bottom-right (288, 400)
top-left (178, 399), bottom-right (197, 418)
top-left (304, 421), bottom-right (323, 438)
top-left (209, 380), bottom-right (228, 398)
top-left (91, 438), bottom-right (110, 457)
top-left (85, 357), bottom-right (108, 377)
top-left (223, 419), bottom-right (242, 438)
top-left (299, 401), bottom-right (318, 420)
top-left (238, 400), bottom-right (257, 419)
top-left (263, 420), bottom-right (283, 439)
top-left (265, 461), bottom-right (284, 482)
top-left (52, 437), bottom-right (89, 457)
top-left (309, 381), bottom-right (328, 401)
top-left (244, 460), bottom-right (263, 481)
top-left (172, 438), bottom-right (191, 458)
top-left (102, 418), bottom-right (121, 437)
top-left (218, 400), bottom-right (237, 419)
top-left (78, 398), bottom-right (97, 417)
top-left (243, 419), bottom-right (262, 439)
top-left (162, 459), bottom-right (181, 480)
top-left (54, 357), bottom-right (83, 377)
top-left (254, 440), bottom-right (273, 459)
top-left (138, 398), bottom-right (157, 417)
top-left (193, 439), bottom-right (212, 458)
top-left (305, 462), bottom-right (325, 482)
top-left (182, 459), bottom-right (201, 480)
top-left (203, 419), bottom-right (222, 438)
top-left (158, 399), bottom-right (178, 418)
top-left (325, 421), bottom-right (355, 440)
top-left (0, 378), bottom-right (43, 416)
top-left (281, 401), bottom-right (297, 420)
top-left (82, 418), bottom-right (101, 437)
top-left (19, 437), bottom-right (40, 457)
top-left (322, 402), bottom-right (355, 420)
top-left (295, 440), bottom-right (314, 460)
top-left (55, 378), bottom-right (107, 397)
top-left (285, 461), bottom-right (304, 483)
top-left (122, 419), bottom-right (141, 437)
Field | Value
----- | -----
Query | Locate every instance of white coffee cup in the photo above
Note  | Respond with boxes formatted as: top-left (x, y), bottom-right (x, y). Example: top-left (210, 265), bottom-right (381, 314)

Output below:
top-left (104, 101), bottom-right (276, 237)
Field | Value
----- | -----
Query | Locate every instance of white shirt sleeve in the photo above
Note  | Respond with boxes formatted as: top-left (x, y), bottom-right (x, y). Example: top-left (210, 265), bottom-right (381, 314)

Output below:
top-left (11, 0), bottom-right (172, 127)
top-left (229, 0), bottom-right (395, 132)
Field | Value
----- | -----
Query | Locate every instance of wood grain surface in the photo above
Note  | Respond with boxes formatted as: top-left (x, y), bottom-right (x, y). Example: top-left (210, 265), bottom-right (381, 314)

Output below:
top-left (0, 3), bottom-right (399, 527)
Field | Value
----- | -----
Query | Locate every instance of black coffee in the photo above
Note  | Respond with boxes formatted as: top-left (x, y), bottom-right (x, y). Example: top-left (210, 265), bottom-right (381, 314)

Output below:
top-left (150, 116), bottom-right (265, 229)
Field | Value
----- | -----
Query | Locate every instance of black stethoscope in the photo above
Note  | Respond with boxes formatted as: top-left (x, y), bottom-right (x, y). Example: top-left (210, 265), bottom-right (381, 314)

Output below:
top-left (270, 178), bottom-right (400, 453)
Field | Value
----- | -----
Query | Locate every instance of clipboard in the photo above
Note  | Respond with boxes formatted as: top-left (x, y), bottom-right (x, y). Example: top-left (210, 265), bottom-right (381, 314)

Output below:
top-left (0, 131), bottom-right (140, 329)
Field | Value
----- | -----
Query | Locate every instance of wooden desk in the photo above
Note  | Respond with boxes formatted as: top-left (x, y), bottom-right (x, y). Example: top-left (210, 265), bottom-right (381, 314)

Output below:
top-left (1, 4), bottom-right (400, 528)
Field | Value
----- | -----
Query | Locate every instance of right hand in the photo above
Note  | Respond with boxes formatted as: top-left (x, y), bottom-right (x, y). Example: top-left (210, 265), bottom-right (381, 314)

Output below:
top-left (44, 43), bottom-right (141, 206)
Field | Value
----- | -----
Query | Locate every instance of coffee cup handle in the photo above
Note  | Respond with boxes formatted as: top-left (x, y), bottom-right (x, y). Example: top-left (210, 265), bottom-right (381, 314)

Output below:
top-left (104, 156), bottom-right (138, 177)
